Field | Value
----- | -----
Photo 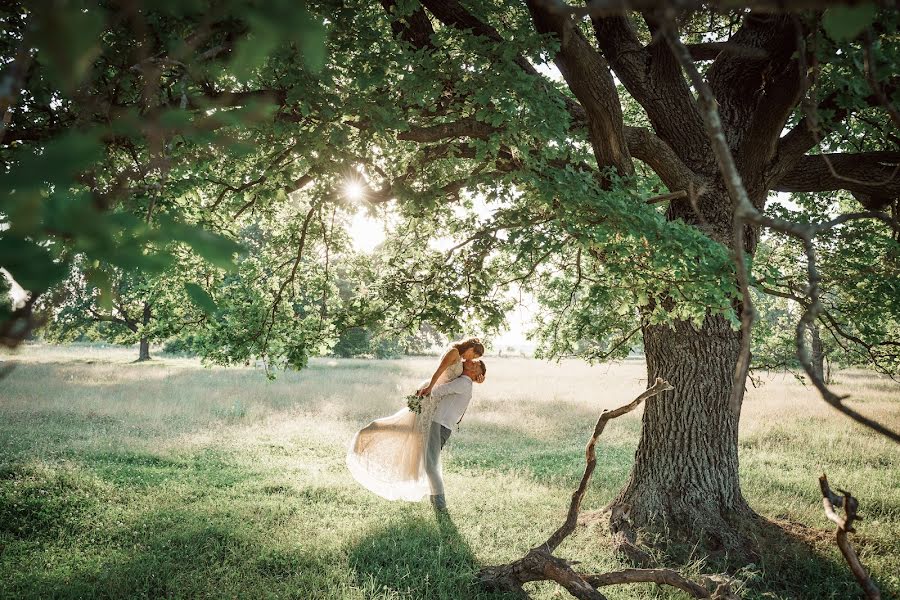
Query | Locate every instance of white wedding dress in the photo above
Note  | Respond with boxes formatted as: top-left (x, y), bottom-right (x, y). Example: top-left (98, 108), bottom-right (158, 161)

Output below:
top-left (346, 359), bottom-right (463, 501)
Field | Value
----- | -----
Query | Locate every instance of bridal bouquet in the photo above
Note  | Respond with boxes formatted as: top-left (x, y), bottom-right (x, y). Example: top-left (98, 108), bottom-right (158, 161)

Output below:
top-left (406, 394), bottom-right (423, 414)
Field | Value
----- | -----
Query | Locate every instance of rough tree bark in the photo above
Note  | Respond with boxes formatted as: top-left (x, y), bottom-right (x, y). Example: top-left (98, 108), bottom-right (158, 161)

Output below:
top-left (597, 11), bottom-right (804, 550)
top-left (614, 314), bottom-right (752, 549)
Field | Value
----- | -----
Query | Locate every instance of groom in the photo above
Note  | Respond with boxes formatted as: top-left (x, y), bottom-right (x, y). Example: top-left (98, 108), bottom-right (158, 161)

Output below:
top-left (425, 358), bottom-right (486, 511)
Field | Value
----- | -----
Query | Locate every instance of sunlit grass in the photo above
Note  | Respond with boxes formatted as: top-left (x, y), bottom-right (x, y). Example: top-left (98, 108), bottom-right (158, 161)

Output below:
top-left (0, 343), bottom-right (898, 598)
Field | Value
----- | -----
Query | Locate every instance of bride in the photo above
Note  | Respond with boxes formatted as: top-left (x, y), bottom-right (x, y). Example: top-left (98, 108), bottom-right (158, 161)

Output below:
top-left (345, 337), bottom-right (485, 502)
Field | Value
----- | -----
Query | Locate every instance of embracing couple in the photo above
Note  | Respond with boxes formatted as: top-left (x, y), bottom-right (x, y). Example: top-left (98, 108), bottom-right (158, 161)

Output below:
top-left (346, 338), bottom-right (487, 511)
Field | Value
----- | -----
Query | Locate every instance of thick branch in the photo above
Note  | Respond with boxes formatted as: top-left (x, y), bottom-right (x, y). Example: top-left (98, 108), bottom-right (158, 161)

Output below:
top-left (536, 0), bottom-right (891, 17)
top-left (591, 14), bottom-right (708, 172)
top-left (584, 569), bottom-right (709, 597)
top-left (770, 90), bottom-right (845, 177)
top-left (773, 152), bottom-right (900, 210)
top-left (418, 0), bottom-right (544, 79)
top-left (526, 0), bottom-right (633, 176)
top-left (706, 13), bottom-right (802, 182)
top-left (686, 42), bottom-right (769, 61)
top-left (625, 126), bottom-right (701, 192)
top-left (379, 0), bottom-right (436, 50)
top-left (87, 307), bottom-right (137, 332)
top-left (397, 116), bottom-right (498, 142)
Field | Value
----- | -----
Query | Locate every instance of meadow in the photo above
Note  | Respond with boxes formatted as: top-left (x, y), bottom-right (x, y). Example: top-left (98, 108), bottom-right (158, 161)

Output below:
top-left (0, 344), bottom-right (898, 599)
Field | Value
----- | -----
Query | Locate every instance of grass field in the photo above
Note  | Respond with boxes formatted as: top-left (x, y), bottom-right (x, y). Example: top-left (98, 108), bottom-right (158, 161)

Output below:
top-left (1, 343), bottom-right (898, 599)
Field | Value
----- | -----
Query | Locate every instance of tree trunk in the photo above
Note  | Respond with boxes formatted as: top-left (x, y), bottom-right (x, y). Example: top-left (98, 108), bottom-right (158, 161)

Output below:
top-left (137, 302), bottom-right (151, 362)
top-left (612, 312), bottom-right (754, 552)
top-left (807, 322), bottom-right (825, 383)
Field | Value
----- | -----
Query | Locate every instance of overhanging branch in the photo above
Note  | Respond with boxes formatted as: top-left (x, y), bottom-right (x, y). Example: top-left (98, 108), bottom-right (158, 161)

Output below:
top-left (534, 0), bottom-right (893, 17)
top-left (773, 152), bottom-right (900, 210)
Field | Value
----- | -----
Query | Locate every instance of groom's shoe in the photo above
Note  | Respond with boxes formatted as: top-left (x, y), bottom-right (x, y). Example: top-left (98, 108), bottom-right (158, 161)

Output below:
top-left (430, 494), bottom-right (447, 511)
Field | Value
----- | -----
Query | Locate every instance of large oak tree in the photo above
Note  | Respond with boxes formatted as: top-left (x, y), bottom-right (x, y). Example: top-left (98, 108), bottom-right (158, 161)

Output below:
top-left (2, 0), bottom-right (898, 551)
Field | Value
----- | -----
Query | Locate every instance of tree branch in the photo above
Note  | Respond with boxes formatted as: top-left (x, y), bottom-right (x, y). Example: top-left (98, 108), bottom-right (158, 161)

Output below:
top-left (479, 378), bottom-right (741, 599)
top-left (862, 30), bottom-right (900, 130)
top-left (542, 378), bottom-right (674, 553)
top-left (686, 41), bottom-right (769, 61)
top-left (706, 13), bottom-right (802, 183)
top-left (379, 0), bottom-right (436, 50)
top-left (624, 126), bottom-right (700, 192)
top-left (819, 475), bottom-right (882, 600)
top-left (397, 116), bottom-right (498, 142)
top-left (534, 0), bottom-right (892, 17)
top-left (773, 152), bottom-right (900, 210)
top-left (583, 569), bottom-right (709, 597)
top-left (527, 0), bottom-right (633, 177)
top-left (591, 13), bottom-right (708, 172)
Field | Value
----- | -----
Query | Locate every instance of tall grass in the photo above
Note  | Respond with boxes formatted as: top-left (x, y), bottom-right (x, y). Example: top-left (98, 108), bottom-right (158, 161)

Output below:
top-left (0, 343), bottom-right (897, 599)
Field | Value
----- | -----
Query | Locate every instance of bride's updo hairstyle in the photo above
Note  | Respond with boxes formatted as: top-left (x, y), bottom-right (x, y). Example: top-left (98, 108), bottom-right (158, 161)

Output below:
top-left (453, 337), bottom-right (485, 358)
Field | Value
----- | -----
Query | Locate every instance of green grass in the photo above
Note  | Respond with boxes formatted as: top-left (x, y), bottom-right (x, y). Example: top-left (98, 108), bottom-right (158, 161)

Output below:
top-left (0, 343), bottom-right (898, 599)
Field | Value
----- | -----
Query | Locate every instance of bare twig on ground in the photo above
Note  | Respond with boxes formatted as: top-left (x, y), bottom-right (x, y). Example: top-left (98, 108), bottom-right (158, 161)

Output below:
top-left (819, 475), bottom-right (881, 600)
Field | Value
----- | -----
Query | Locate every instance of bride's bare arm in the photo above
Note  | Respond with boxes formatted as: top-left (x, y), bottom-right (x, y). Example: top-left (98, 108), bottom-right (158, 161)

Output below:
top-left (416, 348), bottom-right (460, 396)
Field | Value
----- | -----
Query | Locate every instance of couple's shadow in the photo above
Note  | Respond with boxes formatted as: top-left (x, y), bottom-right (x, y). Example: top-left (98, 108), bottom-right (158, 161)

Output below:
top-left (348, 510), bottom-right (514, 599)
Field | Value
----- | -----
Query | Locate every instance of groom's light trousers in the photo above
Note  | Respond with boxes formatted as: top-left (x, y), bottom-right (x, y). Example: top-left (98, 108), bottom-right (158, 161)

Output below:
top-left (424, 422), bottom-right (452, 496)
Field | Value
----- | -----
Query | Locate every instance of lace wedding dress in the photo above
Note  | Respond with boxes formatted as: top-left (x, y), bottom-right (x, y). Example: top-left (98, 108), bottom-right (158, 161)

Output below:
top-left (346, 359), bottom-right (463, 501)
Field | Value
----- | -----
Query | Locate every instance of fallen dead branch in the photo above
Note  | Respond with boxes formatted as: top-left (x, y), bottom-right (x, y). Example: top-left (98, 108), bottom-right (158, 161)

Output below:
top-left (819, 475), bottom-right (881, 600)
top-left (478, 378), bottom-right (739, 599)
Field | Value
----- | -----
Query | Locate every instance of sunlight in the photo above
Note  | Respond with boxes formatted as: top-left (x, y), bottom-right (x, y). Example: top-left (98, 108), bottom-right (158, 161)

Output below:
top-left (343, 180), bottom-right (365, 202)
top-left (348, 209), bottom-right (386, 253)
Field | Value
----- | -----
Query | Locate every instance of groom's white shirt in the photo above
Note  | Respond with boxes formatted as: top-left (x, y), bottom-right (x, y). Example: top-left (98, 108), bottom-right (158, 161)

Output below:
top-left (431, 375), bottom-right (473, 430)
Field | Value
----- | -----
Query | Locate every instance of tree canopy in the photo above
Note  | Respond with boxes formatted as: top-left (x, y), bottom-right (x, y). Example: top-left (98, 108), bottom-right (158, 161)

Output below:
top-left (5, 0), bottom-right (894, 376)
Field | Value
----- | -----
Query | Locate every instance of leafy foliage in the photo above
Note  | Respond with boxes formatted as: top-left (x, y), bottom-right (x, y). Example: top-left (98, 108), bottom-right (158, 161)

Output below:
top-left (2, 0), bottom-right (897, 379)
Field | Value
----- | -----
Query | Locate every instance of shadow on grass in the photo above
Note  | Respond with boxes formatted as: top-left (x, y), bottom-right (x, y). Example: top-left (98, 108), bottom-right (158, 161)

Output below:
top-left (745, 515), bottom-right (898, 600)
top-left (4, 512), bottom-right (337, 598)
top-left (0, 451), bottom-right (349, 598)
top-left (348, 511), bottom-right (515, 599)
top-left (650, 513), bottom-right (896, 600)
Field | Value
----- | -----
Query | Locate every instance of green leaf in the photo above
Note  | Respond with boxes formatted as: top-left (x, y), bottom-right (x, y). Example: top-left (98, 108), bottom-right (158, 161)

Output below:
top-left (823, 4), bottom-right (876, 41)
top-left (32, 5), bottom-right (105, 91)
top-left (230, 31), bottom-right (278, 79)
top-left (86, 268), bottom-right (113, 310)
top-left (0, 236), bottom-right (67, 291)
top-left (163, 222), bottom-right (244, 270)
top-left (184, 283), bottom-right (218, 314)
top-left (299, 22), bottom-right (327, 72)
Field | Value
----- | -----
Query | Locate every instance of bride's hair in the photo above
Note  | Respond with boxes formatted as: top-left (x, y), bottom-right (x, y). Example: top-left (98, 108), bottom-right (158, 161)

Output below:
top-left (452, 337), bottom-right (484, 357)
